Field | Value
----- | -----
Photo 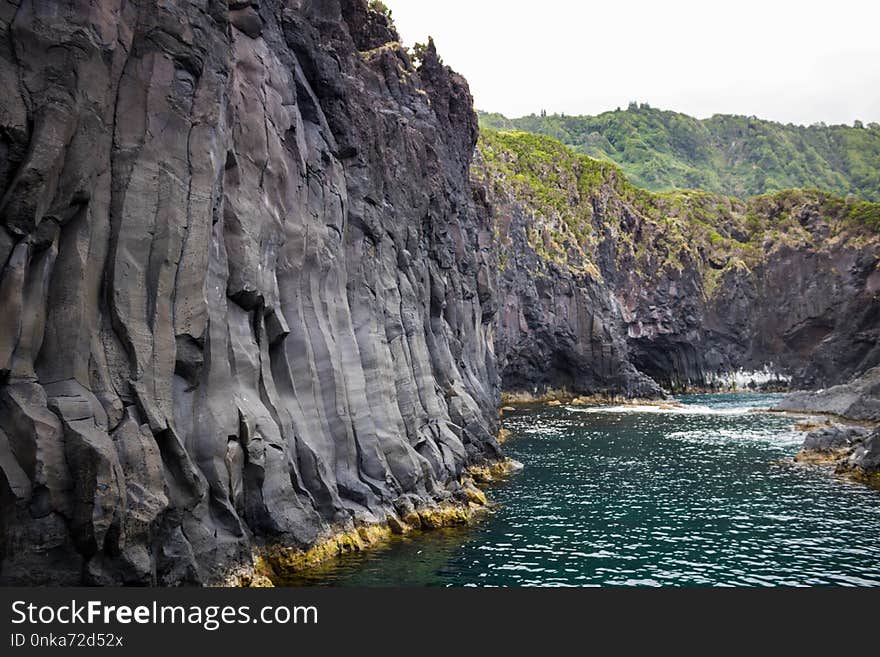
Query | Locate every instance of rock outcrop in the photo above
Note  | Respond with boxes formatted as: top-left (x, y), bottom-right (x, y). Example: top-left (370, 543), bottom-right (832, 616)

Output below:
top-left (801, 425), bottom-right (871, 454)
top-left (0, 0), bottom-right (501, 585)
top-left (794, 421), bottom-right (880, 486)
top-left (781, 368), bottom-right (880, 483)
top-left (475, 130), bottom-right (880, 395)
top-left (849, 432), bottom-right (880, 473)
top-left (775, 367), bottom-right (880, 422)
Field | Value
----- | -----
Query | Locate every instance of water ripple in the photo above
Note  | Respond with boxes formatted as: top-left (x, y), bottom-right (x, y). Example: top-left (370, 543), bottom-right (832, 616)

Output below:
top-left (284, 393), bottom-right (880, 587)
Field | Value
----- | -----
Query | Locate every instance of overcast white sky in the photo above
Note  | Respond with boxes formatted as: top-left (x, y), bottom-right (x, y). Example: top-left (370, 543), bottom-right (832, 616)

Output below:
top-left (385, 0), bottom-right (880, 126)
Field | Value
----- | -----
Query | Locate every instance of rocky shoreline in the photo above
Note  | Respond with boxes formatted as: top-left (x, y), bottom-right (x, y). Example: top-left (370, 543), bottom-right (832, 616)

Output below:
top-left (227, 457), bottom-right (523, 587)
top-left (776, 368), bottom-right (880, 488)
top-left (245, 374), bottom-right (880, 585)
top-left (501, 385), bottom-right (793, 407)
top-left (792, 423), bottom-right (880, 490)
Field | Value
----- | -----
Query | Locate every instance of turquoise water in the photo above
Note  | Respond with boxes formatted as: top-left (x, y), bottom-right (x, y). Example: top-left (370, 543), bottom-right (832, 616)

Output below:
top-left (287, 394), bottom-right (880, 587)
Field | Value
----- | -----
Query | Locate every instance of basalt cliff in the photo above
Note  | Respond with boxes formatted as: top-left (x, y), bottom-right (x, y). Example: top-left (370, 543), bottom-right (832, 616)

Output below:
top-left (1, 0), bottom-right (879, 586)
top-left (476, 130), bottom-right (880, 396)
top-left (0, 0), bottom-right (500, 585)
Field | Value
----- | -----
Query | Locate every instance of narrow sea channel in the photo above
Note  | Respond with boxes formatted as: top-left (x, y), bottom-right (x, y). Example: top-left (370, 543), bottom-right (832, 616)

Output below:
top-left (285, 394), bottom-right (880, 587)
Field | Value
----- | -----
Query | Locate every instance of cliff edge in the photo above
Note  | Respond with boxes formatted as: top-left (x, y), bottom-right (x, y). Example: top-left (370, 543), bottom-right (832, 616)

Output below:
top-left (0, 0), bottom-right (501, 585)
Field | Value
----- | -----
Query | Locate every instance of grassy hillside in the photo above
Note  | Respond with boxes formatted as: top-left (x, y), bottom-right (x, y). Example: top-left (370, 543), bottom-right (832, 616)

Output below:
top-left (478, 106), bottom-right (880, 201)
top-left (474, 128), bottom-right (880, 284)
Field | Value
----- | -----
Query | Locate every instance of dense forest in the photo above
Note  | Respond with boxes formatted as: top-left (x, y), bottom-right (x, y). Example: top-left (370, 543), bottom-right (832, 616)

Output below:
top-left (479, 106), bottom-right (880, 201)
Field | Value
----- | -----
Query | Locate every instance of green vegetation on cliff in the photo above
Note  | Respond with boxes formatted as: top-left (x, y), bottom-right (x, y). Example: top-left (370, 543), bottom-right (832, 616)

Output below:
top-left (475, 128), bottom-right (880, 291)
top-left (479, 106), bottom-right (880, 202)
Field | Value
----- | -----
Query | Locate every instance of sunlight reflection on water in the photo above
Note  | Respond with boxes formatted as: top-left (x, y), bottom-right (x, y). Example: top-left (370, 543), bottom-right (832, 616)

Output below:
top-left (283, 394), bottom-right (880, 587)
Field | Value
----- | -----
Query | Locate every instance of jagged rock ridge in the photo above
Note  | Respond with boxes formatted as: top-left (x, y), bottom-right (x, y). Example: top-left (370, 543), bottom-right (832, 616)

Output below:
top-left (0, 0), bottom-right (500, 585)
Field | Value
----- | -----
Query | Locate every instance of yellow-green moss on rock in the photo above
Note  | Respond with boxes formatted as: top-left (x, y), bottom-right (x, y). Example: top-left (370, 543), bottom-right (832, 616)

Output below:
top-left (243, 460), bottom-right (521, 585)
top-left (793, 449), bottom-right (851, 466)
top-left (467, 458), bottom-right (523, 485)
top-left (793, 449), bottom-right (880, 491)
top-left (840, 466), bottom-right (880, 490)
top-left (257, 524), bottom-right (396, 582)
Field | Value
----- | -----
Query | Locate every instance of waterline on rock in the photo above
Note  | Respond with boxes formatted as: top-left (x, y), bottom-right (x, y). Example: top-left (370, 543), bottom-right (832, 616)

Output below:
top-left (287, 393), bottom-right (880, 587)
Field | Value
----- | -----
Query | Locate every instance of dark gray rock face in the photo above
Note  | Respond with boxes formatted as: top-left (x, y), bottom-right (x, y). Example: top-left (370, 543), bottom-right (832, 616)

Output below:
top-left (775, 367), bottom-right (880, 422)
top-left (850, 431), bottom-right (880, 471)
top-left (729, 243), bottom-right (880, 392)
top-left (491, 202), bottom-right (663, 398)
top-left (475, 139), bottom-right (880, 396)
top-left (802, 425), bottom-right (871, 453)
top-left (0, 0), bottom-right (500, 585)
top-left (622, 225), bottom-right (880, 393)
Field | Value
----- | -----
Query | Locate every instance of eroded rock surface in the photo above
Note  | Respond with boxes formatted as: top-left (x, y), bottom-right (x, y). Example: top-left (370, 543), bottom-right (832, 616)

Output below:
top-left (775, 367), bottom-right (880, 422)
top-left (849, 432), bottom-right (880, 472)
top-left (489, 198), bottom-right (663, 398)
top-left (0, 0), bottom-right (500, 585)
top-left (801, 425), bottom-right (870, 453)
top-left (475, 132), bottom-right (880, 395)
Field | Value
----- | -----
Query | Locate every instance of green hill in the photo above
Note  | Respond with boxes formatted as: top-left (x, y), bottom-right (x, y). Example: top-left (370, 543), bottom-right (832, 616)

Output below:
top-left (478, 106), bottom-right (880, 201)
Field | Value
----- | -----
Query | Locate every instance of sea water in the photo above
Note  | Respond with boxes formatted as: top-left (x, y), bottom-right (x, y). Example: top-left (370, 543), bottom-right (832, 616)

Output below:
top-left (285, 394), bottom-right (880, 587)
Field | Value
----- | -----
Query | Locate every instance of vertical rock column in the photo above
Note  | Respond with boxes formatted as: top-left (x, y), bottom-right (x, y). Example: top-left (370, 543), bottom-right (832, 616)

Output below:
top-left (0, 0), bottom-right (501, 585)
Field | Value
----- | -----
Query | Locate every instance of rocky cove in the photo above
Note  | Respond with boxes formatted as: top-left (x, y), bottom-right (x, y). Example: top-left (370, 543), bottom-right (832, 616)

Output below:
top-left (269, 394), bottom-right (880, 587)
top-left (0, 0), bottom-right (878, 586)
